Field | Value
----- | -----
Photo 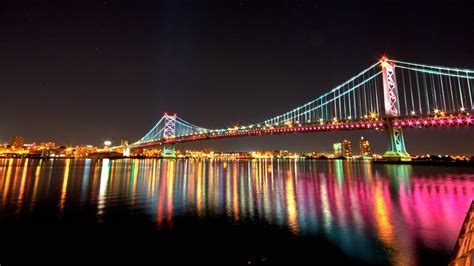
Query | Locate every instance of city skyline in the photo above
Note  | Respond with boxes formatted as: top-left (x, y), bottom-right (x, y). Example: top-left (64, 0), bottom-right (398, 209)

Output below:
top-left (3, 133), bottom-right (378, 155)
top-left (1, 1), bottom-right (473, 154)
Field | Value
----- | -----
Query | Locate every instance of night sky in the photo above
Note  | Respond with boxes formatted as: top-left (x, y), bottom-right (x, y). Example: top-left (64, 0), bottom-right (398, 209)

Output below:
top-left (1, 0), bottom-right (473, 154)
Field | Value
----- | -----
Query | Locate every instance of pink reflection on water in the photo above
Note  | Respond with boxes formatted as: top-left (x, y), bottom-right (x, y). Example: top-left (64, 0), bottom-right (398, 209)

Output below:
top-left (400, 174), bottom-right (474, 251)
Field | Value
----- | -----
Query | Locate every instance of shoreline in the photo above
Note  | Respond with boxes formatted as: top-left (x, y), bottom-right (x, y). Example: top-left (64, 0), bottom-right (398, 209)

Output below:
top-left (0, 156), bottom-right (473, 166)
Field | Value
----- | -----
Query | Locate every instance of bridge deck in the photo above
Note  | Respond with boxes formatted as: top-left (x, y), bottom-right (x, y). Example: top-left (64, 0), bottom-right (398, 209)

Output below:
top-left (133, 114), bottom-right (473, 148)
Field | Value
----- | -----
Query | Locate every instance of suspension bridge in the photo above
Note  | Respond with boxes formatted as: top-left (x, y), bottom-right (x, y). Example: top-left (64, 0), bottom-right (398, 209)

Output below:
top-left (120, 56), bottom-right (473, 161)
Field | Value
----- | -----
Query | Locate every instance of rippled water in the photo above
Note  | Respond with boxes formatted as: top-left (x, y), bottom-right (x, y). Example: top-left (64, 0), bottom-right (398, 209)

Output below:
top-left (0, 158), bottom-right (473, 264)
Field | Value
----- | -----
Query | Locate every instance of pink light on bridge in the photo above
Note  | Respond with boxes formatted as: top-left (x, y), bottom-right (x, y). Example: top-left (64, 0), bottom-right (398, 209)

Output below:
top-left (390, 114), bottom-right (473, 130)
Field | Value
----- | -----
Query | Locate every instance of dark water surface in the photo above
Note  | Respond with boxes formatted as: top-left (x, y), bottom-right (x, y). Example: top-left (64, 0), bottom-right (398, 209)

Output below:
top-left (0, 158), bottom-right (473, 264)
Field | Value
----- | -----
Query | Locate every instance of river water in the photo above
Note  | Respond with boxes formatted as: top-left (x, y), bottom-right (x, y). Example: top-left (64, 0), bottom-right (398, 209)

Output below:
top-left (0, 158), bottom-right (472, 264)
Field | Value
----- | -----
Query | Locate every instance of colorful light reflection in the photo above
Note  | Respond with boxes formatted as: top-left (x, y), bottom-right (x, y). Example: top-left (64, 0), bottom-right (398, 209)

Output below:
top-left (0, 159), bottom-right (472, 264)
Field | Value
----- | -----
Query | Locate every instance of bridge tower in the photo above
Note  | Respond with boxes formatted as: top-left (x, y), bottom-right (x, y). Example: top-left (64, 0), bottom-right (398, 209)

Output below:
top-left (162, 113), bottom-right (176, 158)
top-left (122, 140), bottom-right (130, 157)
top-left (381, 57), bottom-right (411, 161)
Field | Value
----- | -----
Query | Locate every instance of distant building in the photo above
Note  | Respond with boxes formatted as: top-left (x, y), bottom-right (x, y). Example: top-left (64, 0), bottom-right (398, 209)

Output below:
top-left (274, 150), bottom-right (289, 158)
top-left (103, 140), bottom-right (112, 150)
top-left (342, 139), bottom-right (352, 158)
top-left (11, 136), bottom-right (24, 148)
top-left (40, 142), bottom-right (56, 149)
top-left (333, 143), bottom-right (342, 158)
top-left (75, 145), bottom-right (97, 158)
top-left (359, 137), bottom-right (371, 157)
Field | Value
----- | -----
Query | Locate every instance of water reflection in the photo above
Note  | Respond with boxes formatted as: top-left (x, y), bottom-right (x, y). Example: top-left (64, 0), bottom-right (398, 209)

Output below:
top-left (97, 159), bottom-right (109, 220)
top-left (0, 158), bottom-right (473, 264)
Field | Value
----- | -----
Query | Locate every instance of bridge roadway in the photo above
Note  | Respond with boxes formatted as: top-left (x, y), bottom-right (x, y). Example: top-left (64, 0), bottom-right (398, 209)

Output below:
top-left (132, 113), bottom-right (473, 149)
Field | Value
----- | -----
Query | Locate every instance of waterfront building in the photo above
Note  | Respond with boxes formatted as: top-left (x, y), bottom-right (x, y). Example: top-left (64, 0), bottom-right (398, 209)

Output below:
top-left (359, 137), bottom-right (371, 157)
top-left (11, 136), bottom-right (24, 148)
top-left (75, 145), bottom-right (97, 158)
top-left (333, 143), bottom-right (342, 158)
top-left (40, 142), bottom-right (56, 149)
top-left (342, 138), bottom-right (352, 158)
top-left (274, 150), bottom-right (289, 158)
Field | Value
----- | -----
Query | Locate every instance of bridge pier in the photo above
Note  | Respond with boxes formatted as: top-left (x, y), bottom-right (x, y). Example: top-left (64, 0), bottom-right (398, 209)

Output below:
top-left (162, 144), bottom-right (176, 158)
top-left (383, 122), bottom-right (411, 161)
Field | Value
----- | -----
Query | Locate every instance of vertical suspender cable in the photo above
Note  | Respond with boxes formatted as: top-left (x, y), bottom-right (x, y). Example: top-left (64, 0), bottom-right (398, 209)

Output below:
top-left (457, 70), bottom-right (465, 109)
top-left (415, 71), bottom-right (422, 114)
top-left (448, 74), bottom-right (455, 111)
top-left (408, 70), bottom-right (415, 114)
top-left (439, 73), bottom-right (447, 111)
top-left (466, 71), bottom-right (472, 109)
top-left (430, 73), bottom-right (438, 110)
top-left (401, 68), bottom-right (408, 115)
top-left (374, 74), bottom-right (380, 115)
top-left (422, 71), bottom-right (430, 113)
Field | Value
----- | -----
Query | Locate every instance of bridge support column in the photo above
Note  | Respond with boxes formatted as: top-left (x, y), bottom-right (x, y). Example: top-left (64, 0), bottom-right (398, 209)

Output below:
top-left (162, 144), bottom-right (176, 158)
top-left (381, 57), bottom-right (411, 161)
top-left (384, 122), bottom-right (411, 161)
